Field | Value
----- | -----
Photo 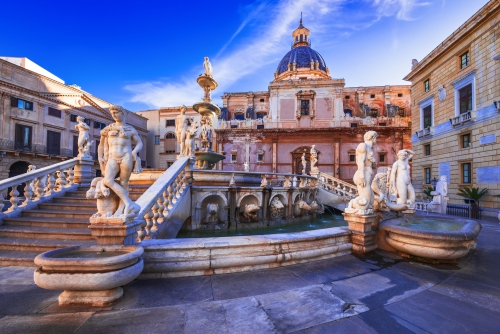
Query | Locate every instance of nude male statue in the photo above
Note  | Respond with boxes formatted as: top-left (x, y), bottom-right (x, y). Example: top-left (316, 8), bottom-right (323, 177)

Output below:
top-left (175, 105), bottom-right (193, 156)
top-left (98, 106), bottom-right (143, 218)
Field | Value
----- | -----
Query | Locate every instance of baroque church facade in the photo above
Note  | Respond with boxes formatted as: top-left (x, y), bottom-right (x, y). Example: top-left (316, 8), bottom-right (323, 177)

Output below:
top-left (215, 21), bottom-right (412, 182)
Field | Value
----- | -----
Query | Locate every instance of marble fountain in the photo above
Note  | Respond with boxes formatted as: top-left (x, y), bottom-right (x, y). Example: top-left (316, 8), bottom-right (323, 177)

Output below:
top-left (31, 58), bottom-right (481, 306)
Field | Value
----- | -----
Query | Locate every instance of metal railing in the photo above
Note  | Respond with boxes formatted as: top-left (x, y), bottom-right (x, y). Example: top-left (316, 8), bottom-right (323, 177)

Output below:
top-left (446, 203), bottom-right (481, 219)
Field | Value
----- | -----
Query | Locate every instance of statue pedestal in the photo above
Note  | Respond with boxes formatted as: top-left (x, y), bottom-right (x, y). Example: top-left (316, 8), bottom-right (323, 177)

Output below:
top-left (343, 213), bottom-right (378, 254)
top-left (88, 219), bottom-right (143, 245)
top-left (74, 160), bottom-right (94, 187)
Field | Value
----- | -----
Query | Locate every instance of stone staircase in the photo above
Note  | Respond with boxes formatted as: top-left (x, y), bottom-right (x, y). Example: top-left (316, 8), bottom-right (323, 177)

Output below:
top-left (0, 185), bottom-right (149, 267)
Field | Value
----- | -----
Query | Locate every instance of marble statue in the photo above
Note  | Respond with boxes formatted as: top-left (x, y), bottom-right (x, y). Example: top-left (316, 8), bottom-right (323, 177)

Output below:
top-left (429, 175), bottom-right (448, 214)
top-left (75, 116), bottom-right (90, 159)
top-left (87, 177), bottom-right (119, 217)
top-left (176, 105), bottom-right (194, 157)
top-left (294, 199), bottom-right (312, 217)
top-left (81, 140), bottom-right (94, 161)
top-left (438, 84), bottom-right (446, 101)
top-left (205, 203), bottom-right (219, 224)
top-left (244, 161), bottom-right (249, 172)
top-left (203, 57), bottom-right (213, 77)
top-left (436, 175), bottom-right (448, 197)
top-left (345, 131), bottom-right (378, 215)
top-left (183, 121), bottom-right (199, 158)
top-left (372, 169), bottom-right (407, 213)
top-left (94, 106), bottom-right (143, 220)
top-left (310, 145), bottom-right (318, 173)
top-left (292, 176), bottom-right (298, 187)
top-left (390, 149), bottom-right (415, 205)
top-left (243, 204), bottom-right (259, 221)
top-left (310, 197), bottom-right (325, 214)
top-left (301, 153), bottom-right (307, 174)
top-left (270, 197), bottom-right (284, 221)
top-left (200, 117), bottom-right (212, 151)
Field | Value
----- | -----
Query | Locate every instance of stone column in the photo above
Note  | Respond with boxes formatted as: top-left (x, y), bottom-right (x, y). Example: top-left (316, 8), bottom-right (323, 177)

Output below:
top-left (228, 186), bottom-right (237, 229)
top-left (262, 187), bottom-right (270, 225)
top-left (343, 213), bottom-right (378, 254)
top-left (272, 138), bottom-right (277, 173)
top-left (334, 138), bottom-right (340, 178)
top-left (73, 159), bottom-right (94, 187)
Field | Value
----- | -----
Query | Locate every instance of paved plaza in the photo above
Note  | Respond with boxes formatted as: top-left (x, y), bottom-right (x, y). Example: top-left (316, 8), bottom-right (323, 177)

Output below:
top-left (0, 215), bottom-right (498, 333)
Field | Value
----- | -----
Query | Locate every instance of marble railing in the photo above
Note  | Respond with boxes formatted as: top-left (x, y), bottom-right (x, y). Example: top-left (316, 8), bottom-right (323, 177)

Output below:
top-left (317, 172), bottom-right (357, 200)
top-left (134, 157), bottom-right (192, 242)
top-left (414, 201), bottom-right (430, 212)
top-left (450, 110), bottom-right (472, 126)
top-left (0, 158), bottom-right (78, 221)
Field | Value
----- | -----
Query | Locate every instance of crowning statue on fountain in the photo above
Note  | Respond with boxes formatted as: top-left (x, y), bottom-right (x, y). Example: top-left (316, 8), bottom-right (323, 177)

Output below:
top-left (192, 56), bottom-right (225, 169)
top-left (75, 116), bottom-right (93, 160)
top-left (88, 106), bottom-right (143, 223)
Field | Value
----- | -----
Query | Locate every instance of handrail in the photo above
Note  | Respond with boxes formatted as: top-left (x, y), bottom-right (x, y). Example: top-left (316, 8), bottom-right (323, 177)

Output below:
top-left (134, 157), bottom-right (192, 242)
top-left (317, 172), bottom-right (357, 200)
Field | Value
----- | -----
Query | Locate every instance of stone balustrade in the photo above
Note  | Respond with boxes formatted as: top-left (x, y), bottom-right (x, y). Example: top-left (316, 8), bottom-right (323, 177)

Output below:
top-left (414, 201), bottom-right (430, 212)
top-left (0, 158), bottom-right (79, 222)
top-left (134, 157), bottom-right (193, 242)
top-left (317, 172), bottom-right (357, 200)
top-left (450, 110), bottom-right (473, 126)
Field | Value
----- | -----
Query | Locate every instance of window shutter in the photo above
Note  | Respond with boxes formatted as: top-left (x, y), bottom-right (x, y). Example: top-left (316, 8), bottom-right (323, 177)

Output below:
top-left (11, 97), bottom-right (18, 107)
top-left (47, 130), bottom-right (61, 155)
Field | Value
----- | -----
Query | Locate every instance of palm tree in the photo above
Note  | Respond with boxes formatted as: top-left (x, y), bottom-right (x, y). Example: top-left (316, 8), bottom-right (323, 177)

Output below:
top-left (457, 187), bottom-right (488, 206)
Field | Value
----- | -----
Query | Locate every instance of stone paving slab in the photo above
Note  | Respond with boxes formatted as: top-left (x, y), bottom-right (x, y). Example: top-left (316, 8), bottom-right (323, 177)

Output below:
top-left (0, 218), bottom-right (499, 332)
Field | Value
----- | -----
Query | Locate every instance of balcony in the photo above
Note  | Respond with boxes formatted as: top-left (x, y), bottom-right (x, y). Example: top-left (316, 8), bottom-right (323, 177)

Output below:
top-left (450, 110), bottom-right (472, 127)
top-left (416, 127), bottom-right (431, 138)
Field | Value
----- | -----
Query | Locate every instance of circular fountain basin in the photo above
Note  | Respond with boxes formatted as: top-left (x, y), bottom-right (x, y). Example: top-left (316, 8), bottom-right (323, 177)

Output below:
top-left (379, 215), bottom-right (481, 262)
top-left (34, 245), bottom-right (143, 306)
top-left (193, 102), bottom-right (221, 117)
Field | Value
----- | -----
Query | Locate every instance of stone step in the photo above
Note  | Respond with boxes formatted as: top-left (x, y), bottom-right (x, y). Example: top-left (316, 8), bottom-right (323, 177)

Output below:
top-left (3, 216), bottom-right (90, 229)
top-left (21, 209), bottom-right (94, 220)
top-left (52, 197), bottom-right (96, 204)
top-left (38, 202), bottom-right (96, 211)
top-left (0, 250), bottom-right (40, 267)
top-left (0, 237), bottom-right (95, 252)
top-left (0, 226), bottom-right (93, 240)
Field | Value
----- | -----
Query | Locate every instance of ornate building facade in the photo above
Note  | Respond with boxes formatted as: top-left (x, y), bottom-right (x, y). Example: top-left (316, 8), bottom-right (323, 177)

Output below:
top-left (404, 0), bottom-right (500, 213)
top-left (0, 57), bottom-right (148, 181)
top-left (215, 21), bottom-right (412, 182)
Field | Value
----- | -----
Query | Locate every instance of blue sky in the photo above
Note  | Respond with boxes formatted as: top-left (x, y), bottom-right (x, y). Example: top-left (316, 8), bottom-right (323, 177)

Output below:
top-left (2, 0), bottom-right (487, 111)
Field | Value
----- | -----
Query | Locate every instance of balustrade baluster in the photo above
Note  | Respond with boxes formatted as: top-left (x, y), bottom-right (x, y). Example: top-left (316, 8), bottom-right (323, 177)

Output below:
top-left (162, 190), bottom-right (170, 216)
top-left (55, 171), bottom-right (67, 191)
top-left (45, 173), bottom-right (56, 196)
top-left (6, 185), bottom-right (20, 212)
top-left (157, 196), bottom-right (165, 224)
top-left (144, 209), bottom-right (154, 239)
top-left (21, 181), bottom-right (33, 207)
top-left (168, 183), bottom-right (175, 208)
top-left (151, 202), bottom-right (160, 233)
top-left (35, 176), bottom-right (46, 200)
top-left (66, 167), bottom-right (74, 186)
top-left (175, 175), bottom-right (182, 198)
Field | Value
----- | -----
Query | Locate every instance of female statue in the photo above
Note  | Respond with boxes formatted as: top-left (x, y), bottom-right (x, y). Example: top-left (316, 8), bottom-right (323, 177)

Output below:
top-left (390, 149), bottom-right (415, 205)
top-left (75, 116), bottom-right (90, 157)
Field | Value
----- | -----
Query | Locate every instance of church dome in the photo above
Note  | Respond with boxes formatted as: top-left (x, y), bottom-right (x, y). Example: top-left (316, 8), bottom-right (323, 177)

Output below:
top-left (273, 18), bottom-right (330, 81)
top-left (276, 46), bottom-right (327, 75)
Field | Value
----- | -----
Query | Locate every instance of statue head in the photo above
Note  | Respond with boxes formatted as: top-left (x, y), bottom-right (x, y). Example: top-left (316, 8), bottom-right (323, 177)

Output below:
top-left (109, 106), bottom-right (127, 122)
top-left (440, 175), bottom-right (447, 182)
top-left (204, 57), bottom-right (209, 62)
top-left (180, 105), bottom-right (186, 114)
top-left (397, 150), bottom-right (407, 160)
top-left (76, 116), bottom-right (85, 123)
top-left (364, 131), bottom-right (378, 144)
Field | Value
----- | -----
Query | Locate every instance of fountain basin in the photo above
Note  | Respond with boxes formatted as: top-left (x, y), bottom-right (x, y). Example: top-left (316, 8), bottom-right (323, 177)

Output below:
top-left (379, 215), bottom-right (481, 262)
top-left (34, 245), bottom-right (143, 306)
top-left (195, 151), bottom-right (225, 164)
top-left (193, 102), bottom-right (221, 118)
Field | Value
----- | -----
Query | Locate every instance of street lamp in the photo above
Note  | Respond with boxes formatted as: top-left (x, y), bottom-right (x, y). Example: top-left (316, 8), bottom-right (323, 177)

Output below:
top-left (431, 177), bottom-right (438, 190)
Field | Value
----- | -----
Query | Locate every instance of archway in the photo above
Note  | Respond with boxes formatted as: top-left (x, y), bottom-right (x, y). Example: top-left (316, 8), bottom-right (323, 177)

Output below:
top-left (291, 146), bottom-right (319, 175)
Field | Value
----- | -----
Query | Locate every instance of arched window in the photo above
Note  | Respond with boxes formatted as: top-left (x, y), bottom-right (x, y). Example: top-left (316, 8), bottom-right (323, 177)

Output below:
top-left (369, 109), bottom-right (378, 117)
top-left (344, 109), bottom-right (352, 117)
top-left (256, 112), bottom-right (267, 119)
top-left (300, 35), bottom-right (303, 42)
top-left (234, 113), bottom-right (245, 120)
top-left (165, 132), bottom-right (176, 153)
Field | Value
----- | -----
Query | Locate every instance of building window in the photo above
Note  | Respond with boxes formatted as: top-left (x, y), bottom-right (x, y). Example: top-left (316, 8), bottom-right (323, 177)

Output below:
top-left (231, 154), bottom-right (237, 163)
top-left (73, 135), bottom-right (79, 157)
top-left (260, 98), bottom-right (265, 102)
top-left (379, 122), bottom-right (386, 126)
top-left (234, 113), bottom-right (245, 120)
top-left (424, 144), bottom-right (431, 156)
top-left (345, 95), bottom-right (350, 99)
top-left (94, 121), bottom-right (107, 130)
top-left (459, 84), bottom-right (472, 114)
top-left (166, 119), bottom-right (175, 127)
top-left (398, 108), bottom-right (405, 117)
top-left (167, 162), bottom-right (174, 168)
top-left (231, 124), bottom-right (238, 128)
top-left (70, 114), bottom-right (90, 125)
top-left (11, 97), bottom-right (33, 111)
top-left (461, 133), bottom-right (471, 148)
top-left (155, 135), bottom-right (160, 145)
top-left (344, 110), bottom-right (352, 117)
top-left (257, 153), bottom-right (263, 162)
top-left (423, 105), bottom-right (432, 128)
top-left (47, 130), bottom-right (61, 155)
top-left (369, 109), bottom-right (378, 117)
top-left (462, 163), bottom-right (471, 184)
top-left (370, 94), bottom-right (375, 98)
top-left (350, 123), bottom-right (358, 128)
top-left (300, 100), bottom-right (309, 116)
top-left (165, 132), bottom-right (176, 153)
top-left (379, 154), bottom-right (386, 163)
top-left (424, 168), bottom-right (431, 184)
top-left (48, 107), bottom-right (61, 118)
top-left (460, 51), bottom-right (470, 69)
top-left (257, 125), bottom-right (264, 129)
top-left (15, 124), bottom-right (32, 151)
top-left (424, 79), bottom-right (430, 92)
top-left (398, 93), bottom-right (403, 97)
top-left (349, 153), bottom-right (355, 162)
top-left (256, 112), bottom-right (266, 119)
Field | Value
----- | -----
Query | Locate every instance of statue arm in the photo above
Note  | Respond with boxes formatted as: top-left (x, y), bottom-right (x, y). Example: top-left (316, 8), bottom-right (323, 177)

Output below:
top-left (131, 130), bottom-right (143, 162)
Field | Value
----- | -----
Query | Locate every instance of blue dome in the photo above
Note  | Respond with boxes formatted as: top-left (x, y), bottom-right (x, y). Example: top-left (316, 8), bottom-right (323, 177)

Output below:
top-left (276, 46), bottom-right (327, 75)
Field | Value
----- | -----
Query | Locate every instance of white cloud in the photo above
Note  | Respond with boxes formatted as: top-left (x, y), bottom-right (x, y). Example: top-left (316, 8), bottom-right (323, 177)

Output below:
top-left (124, 0), bottom-right (430, 109)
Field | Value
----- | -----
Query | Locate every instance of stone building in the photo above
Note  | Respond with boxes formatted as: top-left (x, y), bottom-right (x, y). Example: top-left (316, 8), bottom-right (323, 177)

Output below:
top-left (215, 20), bottom-right (412, 182)
top-left (403, 0), bottom-right (500, 213)
top-left (0, 57), bottom-right (148, 181)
